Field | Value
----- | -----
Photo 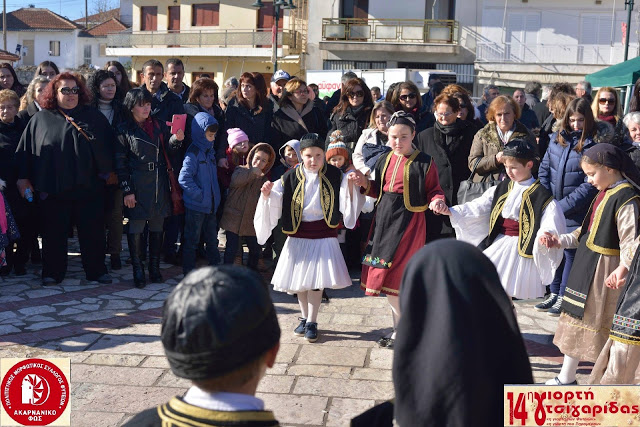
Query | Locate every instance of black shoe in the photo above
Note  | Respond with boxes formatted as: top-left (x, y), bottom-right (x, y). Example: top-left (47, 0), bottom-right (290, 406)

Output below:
top-left (110, 254), bottom-right (122, 270)
top-left (548, 296), bottom-right (563, 317)
top-left (14, 265), bottom-right (27, 276)
top-left (305, 322), bottom-right (318, 343)
top-left (89, 273), bottom-right (112, 284)
top-left (293, 317), bottom-right (307, 336)
top-left (322, 290), bottom-right (330, 303)
top-left (548, 376), bottom-right (577, 386)
top-left (377, 337), bottom-right (394, 348)
top-left (534, 293), bottom-right (558, 312)
top-left (0, 265), bottom-right (11, 276)
top-left (128, 233), bottom-right (146, 288)
top-left (42, 277), bottom-right (58, 286)
top-left (31, 248), bottom-right (42, 264)
top-left (148, 232), bottom-right (163, 283)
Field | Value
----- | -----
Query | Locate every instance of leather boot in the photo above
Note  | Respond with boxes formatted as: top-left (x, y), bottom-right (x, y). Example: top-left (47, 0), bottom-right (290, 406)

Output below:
top-left (127, 233), bottom-right (146, 288)
top-left (148, 231), bottom-right (163, 283)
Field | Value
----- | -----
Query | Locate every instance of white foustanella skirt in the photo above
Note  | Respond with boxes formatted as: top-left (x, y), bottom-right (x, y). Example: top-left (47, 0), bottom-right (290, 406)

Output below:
top-left (271, 236), bottom-right (353, 294)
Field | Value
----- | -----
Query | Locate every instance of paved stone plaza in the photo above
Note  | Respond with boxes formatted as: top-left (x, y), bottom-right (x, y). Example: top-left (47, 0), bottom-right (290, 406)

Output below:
top-left (0, 239), bottom-right (592, 426)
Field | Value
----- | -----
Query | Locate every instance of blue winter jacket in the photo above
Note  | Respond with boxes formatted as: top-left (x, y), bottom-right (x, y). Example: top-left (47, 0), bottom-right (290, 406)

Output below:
top-left (538, 129), bottom-right (600, 228)
top-left (179, 113), bottom-right (221, 214)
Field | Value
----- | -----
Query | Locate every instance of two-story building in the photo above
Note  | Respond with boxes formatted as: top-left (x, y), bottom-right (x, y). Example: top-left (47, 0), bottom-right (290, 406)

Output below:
top-left (106, 0), bottom-right (305, 85)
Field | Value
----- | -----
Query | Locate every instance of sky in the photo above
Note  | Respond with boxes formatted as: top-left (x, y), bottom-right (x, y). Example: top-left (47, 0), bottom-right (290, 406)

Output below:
top-left (4, 0), bottom-right (109, 22)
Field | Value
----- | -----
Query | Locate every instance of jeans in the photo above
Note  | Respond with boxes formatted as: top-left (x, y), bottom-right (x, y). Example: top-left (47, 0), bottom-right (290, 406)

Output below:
top-left (549, 248), bottom-right (576, 297)
top-left (183, 209), bottom-right (220, 274)
top-left (224, 231), bottom-right (260, 269)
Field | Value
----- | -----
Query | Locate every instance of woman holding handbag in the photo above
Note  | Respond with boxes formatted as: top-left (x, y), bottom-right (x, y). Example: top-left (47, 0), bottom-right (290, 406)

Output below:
top-left (115, 88), bottom-right (184, 288)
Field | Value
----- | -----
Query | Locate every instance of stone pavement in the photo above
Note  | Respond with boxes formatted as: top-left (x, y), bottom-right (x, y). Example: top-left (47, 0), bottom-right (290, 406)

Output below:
top-left (0, 238), bottom-right (586, 426)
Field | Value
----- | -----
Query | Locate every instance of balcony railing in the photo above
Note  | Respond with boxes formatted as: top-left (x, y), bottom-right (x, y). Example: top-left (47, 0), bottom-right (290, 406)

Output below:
top-left (476, 41), bottom-right (639, 65)
top-left (321, 18), bottom-right (458, 45)
top-left (107, 29), bottom-right (298, 50)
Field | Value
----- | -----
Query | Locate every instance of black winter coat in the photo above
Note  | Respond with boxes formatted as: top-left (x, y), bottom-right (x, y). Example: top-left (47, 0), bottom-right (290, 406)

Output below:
top-left (224, 101), bottom-right (272, 147)
top-left (184, 102), bottom-right (226, 160)
top-left (15, 106), bottom-right (114, 199)
top-left (271, 102), bottom-right (328, 152)
top-left (114, 119), bottom-right (180, 220)
top-left (416, 119), bottom-right (475, 240)
top-left (326, 105), bottom-right (371, 150)
top-left (0, 117), bottom-right (26, 202)
top-left (16, 101), bottom-right (39, 124)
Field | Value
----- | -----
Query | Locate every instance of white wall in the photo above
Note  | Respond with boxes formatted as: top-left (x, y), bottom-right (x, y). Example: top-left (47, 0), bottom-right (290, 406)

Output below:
top-left (306, 0), bottom-right (339, 70)
top-left (9, 31), bottom-right (78, 69)
top-left (368, 0), bottom-right (426, 20)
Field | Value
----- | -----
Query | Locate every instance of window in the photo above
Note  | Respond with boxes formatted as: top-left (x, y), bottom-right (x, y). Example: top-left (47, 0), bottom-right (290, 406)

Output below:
top-left (192, 4), bottom-right (219, 26)
top-left (49, 41), bottom-right (60, 56)
top-left (141, 6), bottom-right (158, 31)
top-left (99, 44), bottom-right (106, 56)
top-left (83, 45), bottom-right (92, 66)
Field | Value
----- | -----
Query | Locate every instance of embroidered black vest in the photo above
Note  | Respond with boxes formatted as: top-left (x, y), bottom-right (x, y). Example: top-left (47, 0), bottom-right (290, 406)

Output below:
top-left (486, 178), bottom-right (553, 258)
top-left (579, 183), bottom-right (639, 256)
top-left (373, 150), bottom-right (433, 212)
top-left (281, 163), bottom-right (342, 234)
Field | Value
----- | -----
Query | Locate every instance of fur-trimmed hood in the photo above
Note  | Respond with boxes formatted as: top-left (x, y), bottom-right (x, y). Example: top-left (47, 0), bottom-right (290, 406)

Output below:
top-left (477, 120), bottom-right (532, 150)
top-left (245, 142), bottom-right (276, 175)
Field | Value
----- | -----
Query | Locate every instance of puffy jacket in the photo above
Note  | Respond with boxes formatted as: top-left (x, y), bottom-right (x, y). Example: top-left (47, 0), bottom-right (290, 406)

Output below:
top-left (184, 102), bottom-right (226, 160)
top-left (538, 121), bottom-right (613, 228)
top-left (179, 113), bottom-right (222, 215)
top-left (326, 105), bottom-right (372, 150)
top-left (115, 118), bottom-right (180, 220)
top-left (219, 143), bottom-right (276, 236)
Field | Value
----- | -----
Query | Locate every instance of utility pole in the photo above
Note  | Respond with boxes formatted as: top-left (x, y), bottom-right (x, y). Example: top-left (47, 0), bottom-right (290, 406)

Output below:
top-left (85, 0), bottom-right (88, 29)
top-left (625, 0), bottom-right (635, 61)
top-left (3, 0), bottom-right (6, 51)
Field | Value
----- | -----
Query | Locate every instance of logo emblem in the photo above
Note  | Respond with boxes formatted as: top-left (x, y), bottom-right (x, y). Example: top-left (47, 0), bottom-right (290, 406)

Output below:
top-left (1, 358), bottom-right (69, 426)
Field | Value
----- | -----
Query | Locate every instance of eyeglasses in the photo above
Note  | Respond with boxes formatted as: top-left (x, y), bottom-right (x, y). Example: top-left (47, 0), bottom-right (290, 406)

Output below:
top-left (348, 90), bottom-right (364, 99)
top-left (399, 93), bottom-right (417, 101)
top-left (599, 98), bottom-right (615, 105)
top-left (293, 88), bottom-right (308, 95)
top-left (59, 87), bottom-right (80, 95)
top-left (435, 111), bottom-right (455, 119)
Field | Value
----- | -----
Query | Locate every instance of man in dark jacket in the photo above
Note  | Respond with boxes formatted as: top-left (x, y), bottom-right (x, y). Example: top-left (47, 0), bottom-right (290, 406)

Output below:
top-left (513, 89), bottom-right (540, 130)
top-left (477, 84), bottom-right (500, 125)
top-left (524, 81), bottom-right (542, 109)
top-left (165, 58), bottom-right (190, 103)
top-left (267, 69), bottom-right (290, 113)
top-left (141, 59), bottom-right (187, 265)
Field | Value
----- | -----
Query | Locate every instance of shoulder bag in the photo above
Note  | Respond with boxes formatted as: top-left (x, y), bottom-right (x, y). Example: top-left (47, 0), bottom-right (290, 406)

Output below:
top-left (456, 158), bottom-right (498, 204)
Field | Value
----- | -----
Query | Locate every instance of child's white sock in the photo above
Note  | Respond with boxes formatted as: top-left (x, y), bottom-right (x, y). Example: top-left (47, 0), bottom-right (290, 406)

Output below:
top-left (307, 289), bottom-right (323, 323)
top-left (387, 295), bottom-right (401, 339)
top-left (297, 291), bottom-right (309, 319)
top-left (545, 355), bottom-right (579, 384)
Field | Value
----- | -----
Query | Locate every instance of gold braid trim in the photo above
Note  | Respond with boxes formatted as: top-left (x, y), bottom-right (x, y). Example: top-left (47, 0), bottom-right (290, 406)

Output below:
top-left (403, 150), bottom-right (430, 212)
top-left (610, 335), bottom-right (640, 346)
top-left (283, 166), bottom-right (306, 235)
top-left (319, 165), bottom-right (338, 228)
top-left (158, 398), bottom-right (277, 425)
top-left (562, 295), bottom-right (585, 308)
top-left (586, 184), bottom-right (636, 255)
top-left (376, 152), bottom-right (393, 205)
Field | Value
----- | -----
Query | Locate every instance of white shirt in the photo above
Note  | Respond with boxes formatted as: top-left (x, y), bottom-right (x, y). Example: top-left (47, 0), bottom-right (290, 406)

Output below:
top-left (183, 386), bottom-right (264, 411)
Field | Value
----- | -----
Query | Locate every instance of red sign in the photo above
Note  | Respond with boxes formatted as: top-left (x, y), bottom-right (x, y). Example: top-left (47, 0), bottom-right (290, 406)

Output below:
top-left (1, 358), bottom-right (70, 426)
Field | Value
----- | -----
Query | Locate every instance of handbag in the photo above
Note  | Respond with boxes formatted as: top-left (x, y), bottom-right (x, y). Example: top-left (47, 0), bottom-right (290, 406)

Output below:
top-left (157, 124), bottom-right (185, 216)
top-left (456, 158), bottom-right (498, 204)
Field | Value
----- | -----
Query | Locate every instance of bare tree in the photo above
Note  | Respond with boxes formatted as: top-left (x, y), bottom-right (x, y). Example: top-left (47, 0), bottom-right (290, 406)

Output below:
top-left (78, 0), bottom-right (118, 27)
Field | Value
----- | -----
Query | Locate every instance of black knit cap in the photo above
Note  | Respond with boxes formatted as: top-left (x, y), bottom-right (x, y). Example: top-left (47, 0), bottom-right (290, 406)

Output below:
top-left (161, 266), bottom-right (281, 380)
top-left (299, 133), bottom-right (325, 151)
top-left (502, 138), bottom-right (537, 160)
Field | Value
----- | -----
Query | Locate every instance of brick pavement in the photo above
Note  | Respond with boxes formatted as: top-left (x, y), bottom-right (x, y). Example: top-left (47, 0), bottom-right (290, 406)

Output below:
top-left (0, 238), bottom-right (585, 426)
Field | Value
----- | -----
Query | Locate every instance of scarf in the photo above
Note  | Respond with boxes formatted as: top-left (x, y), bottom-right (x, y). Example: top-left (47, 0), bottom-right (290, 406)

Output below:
top-left (434, 119), bottom-right (464, 136)
top-left (281, 101), bottom-right (314, 131)
top-left (140, 118), bottom-right (155, 140)
top-left (496, 123), bottom-right (515, 145)
top-left (598, 114), bottom-right (617, 126)
top-left (348, 103), bottom-right (366, 118)
top-left (394, 240), bottom-right (533, 427)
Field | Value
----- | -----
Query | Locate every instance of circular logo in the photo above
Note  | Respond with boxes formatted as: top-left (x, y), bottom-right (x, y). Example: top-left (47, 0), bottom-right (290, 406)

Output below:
top-left (1, 358), bottom-right (69, 426)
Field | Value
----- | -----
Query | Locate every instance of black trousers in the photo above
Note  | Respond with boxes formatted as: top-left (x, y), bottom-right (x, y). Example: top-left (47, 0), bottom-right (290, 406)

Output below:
top-left (40, 192), bottom-right (107, 281)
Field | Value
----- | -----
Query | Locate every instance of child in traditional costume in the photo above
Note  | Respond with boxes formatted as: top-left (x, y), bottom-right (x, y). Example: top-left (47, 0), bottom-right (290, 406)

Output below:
top-left (540, 143), bottom-right (640, 385)
top-left (254, 133), bottom-right (364, 343)
top-left (353, 111), bottom-right (446, 348)
top-left (434, 139), bottom-right (566, 301)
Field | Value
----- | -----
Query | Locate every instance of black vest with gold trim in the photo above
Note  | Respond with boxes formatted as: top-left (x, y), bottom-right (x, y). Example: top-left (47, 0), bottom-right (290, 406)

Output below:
top-left (280, 163), bottom-right (342, 235)
top-left (578, 183), bottom-right (640, 256)
top-left (373, 150), bottom-right (433, 213)
top-left (485, 178), bottom-right (553, 258)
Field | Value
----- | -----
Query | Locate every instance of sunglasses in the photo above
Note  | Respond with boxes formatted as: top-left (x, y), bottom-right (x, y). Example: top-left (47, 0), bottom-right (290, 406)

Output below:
top-left (599, 98), bottom-right (615, 105)
top-left (59, 86), bottom-right (80, 95)
top-left (399, 93), bottom-right (417, 101)
top-left (348, 90), bottom-right (364, 99)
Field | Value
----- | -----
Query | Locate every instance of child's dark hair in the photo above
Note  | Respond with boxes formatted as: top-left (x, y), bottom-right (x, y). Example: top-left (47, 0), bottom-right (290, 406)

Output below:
top-left (206, 123), bottom-right (219, 134)
top-left (501, 155), bottom-right (534, 167)
top-left (123, 88), bottom-right (153, 123)
top-left (558, 98), bottom-right (596, 152)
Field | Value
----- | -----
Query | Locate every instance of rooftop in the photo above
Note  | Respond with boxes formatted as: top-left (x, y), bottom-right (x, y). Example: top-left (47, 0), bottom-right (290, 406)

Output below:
top-left (0, 7), bottom-right (83, 31)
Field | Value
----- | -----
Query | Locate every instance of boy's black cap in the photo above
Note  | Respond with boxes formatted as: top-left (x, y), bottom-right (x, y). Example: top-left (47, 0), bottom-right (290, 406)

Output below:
top-left (161, 266), bottom-right (281, 380)
top-left (502, 139), bottom-right (537, 160)
top-left (299, 133), bottom-right (324, 151)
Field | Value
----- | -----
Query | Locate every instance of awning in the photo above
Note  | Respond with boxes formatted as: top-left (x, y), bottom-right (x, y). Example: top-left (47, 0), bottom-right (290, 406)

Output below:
top-left (585, 56), bottom-right (640, 88)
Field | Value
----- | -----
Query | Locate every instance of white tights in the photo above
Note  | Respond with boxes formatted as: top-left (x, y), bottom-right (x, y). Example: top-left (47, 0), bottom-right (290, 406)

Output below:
top-left (545, 355), bottom-right (579, 385)
top-left (297, 290), bottom-right (323, 323)
top-left (387, 295), bottom-right (400, 339)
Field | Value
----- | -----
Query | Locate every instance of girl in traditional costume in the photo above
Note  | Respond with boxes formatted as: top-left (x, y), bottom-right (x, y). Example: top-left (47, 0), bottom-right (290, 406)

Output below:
top-left (353, 111), bottom-right (446, 348)
top-left (254, 133), bottom-right (364, 343)
top-left (434, 139), bottom-right (566, 300)
top-left (540, 143), bottom-right (640, 385)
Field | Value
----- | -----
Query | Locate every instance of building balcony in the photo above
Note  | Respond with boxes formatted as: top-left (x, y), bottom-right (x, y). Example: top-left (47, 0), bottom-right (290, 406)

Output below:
top-left (106, 29), bottom-right (300, 58)
top-left (319, 18), bottom-right (459, 54)
top-left (476, 41), bottom-right (639, 66)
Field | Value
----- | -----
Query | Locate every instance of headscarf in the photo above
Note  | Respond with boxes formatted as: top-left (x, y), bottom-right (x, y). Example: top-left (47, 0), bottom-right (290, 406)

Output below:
top-left (387, 111), bottom-right (416, 132)
top-left (393, 240), bottom-right (533, 427)
top-left (583, 143), bottom-right (640, 189)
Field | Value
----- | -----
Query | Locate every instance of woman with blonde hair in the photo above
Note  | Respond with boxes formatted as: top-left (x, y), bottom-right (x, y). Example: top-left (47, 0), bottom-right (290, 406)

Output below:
top-left (592, 86), bottom-right (627, 146)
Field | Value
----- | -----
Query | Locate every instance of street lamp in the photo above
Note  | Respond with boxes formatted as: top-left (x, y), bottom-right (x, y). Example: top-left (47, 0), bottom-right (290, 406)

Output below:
top-left (252, 0), bottom-right (296, 71)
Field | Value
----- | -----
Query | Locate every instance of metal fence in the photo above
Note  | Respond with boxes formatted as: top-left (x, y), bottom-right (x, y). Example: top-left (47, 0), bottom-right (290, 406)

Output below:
top-left (476, 41), bottom-right (639, 65)
top-left (107, 29), bottom-right (297, 49)
top-left (322, 18), bottom-right (459, 44)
